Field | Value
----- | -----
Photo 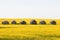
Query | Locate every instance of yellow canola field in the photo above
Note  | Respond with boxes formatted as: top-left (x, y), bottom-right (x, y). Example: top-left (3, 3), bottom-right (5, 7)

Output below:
top-left (0, 18), bottom-right (60, 40)
top-left (0, 25), bottom-right (60, 40)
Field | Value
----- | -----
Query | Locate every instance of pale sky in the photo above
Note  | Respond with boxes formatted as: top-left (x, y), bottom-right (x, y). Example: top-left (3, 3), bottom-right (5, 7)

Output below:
top-left (0, 0), bottom-right (60, 19)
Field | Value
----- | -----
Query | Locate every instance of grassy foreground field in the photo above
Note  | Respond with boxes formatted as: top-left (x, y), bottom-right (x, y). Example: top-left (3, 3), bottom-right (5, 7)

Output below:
top-left (0, 25), bottom-right (60, 40)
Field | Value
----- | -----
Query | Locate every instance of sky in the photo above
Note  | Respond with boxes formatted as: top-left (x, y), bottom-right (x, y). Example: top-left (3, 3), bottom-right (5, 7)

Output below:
top-left (0, 0), bottom-right (60, 18)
